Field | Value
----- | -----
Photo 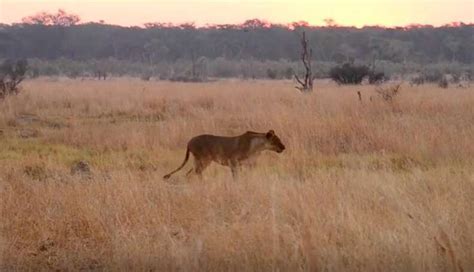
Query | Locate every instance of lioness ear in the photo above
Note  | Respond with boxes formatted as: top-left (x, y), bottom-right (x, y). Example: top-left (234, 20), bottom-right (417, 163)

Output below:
top-left (266, 130), bottom-right (275, 139)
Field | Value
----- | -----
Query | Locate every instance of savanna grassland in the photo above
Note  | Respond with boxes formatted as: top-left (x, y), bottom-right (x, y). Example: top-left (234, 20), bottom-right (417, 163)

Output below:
top-left (0, 78), bottom-right (473, 271)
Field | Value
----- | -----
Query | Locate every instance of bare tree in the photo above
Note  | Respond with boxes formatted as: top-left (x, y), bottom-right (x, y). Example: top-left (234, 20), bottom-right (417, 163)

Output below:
top-left (294, 31), bottom-right (313, 92)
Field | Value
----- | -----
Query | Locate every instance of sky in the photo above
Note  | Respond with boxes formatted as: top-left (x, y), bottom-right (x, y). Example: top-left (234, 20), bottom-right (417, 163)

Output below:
top-left (0, 0), bottom-right (473, 27)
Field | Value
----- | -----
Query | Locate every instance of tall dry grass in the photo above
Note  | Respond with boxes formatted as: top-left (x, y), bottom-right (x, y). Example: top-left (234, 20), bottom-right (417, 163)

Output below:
top-left (0, 78), bottom-right (473, 271)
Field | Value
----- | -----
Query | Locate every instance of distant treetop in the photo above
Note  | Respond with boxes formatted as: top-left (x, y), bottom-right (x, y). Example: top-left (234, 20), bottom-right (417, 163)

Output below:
top-left (21, 9), bottom-right (80, 27)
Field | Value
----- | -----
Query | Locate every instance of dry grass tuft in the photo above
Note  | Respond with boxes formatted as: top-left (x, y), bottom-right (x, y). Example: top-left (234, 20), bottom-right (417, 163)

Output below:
top-left (1, 78), bottom-right (473, 271)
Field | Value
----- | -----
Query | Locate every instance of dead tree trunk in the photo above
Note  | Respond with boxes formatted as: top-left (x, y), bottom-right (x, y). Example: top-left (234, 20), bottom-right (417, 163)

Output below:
top-left (294, 31), bottom-right (313, 92)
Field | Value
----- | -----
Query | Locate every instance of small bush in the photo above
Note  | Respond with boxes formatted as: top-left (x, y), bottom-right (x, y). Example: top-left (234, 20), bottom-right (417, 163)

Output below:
top-left (423, 70), bottom-right (443, 83)
top-left (141, 70), bottom-right (153, 81)
top-left (28, 67), bottom-right (40, 78)
top-left (169, 76), bottom-right (205, 83)
top-left (0, 59), bottom-right (28, 99)
top-left (411, 70), bottom-right (447, 86)
top-left (450, 73), bottom-right (460, 84)
top-left (410, 75), bottom-right (425, 86)
top-left (368, 71), bottom-right (388, 84)
top-left (67, 70), bottom-right (81, 79)
top-left (283, 67), bottom-right (293, 79)
top-left (266, 68), bottom-right (278, 79)
top-left (438, 76), bottom-right (448, 88)
top-left (329, 63), bottom-right (369, 85)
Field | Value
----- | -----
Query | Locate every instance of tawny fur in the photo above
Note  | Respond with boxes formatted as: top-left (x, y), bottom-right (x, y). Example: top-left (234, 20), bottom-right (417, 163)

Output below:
top-left (163, 130), bottom-right (285, 180)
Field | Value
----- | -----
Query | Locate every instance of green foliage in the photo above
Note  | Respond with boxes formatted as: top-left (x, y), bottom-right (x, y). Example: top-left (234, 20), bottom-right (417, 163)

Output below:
top-left (0, 59), bottom-right (28, 98)
top-left (423, 70), bottom-right (444, 82)
top-left (20, 58), bottom-right (472, 81)
top-left (410, 68), bottom-right (454, 86)
top-left (329, 63), bottom-right (370, 85)
top-left (283, 67), bottom-right (293, 79)
top-left (266, 68), bottom-right (278, 79)
top-left (0, 21), bottom-right (471, 80)
top-left (438, 76), bottom-right (449, 88)
top-left (0, 23), bottom-right (472, 64)
top-left (368, 71), bottom-right (388, 84)
top-left (1, 59), bottom-right (28, 78)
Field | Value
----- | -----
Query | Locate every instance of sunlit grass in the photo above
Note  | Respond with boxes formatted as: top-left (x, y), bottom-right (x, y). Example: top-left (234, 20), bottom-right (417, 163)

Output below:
top-left (0, 78), bottom-right (473, 271)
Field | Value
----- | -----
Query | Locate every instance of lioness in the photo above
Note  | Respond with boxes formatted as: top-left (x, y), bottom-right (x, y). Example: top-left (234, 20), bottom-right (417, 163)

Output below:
top-left (163, 130), bottom-right (285, 180)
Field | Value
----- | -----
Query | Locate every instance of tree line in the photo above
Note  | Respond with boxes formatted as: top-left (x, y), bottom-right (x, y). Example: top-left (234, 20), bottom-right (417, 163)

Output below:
top-left (0, 10), bottom-right (472, 65)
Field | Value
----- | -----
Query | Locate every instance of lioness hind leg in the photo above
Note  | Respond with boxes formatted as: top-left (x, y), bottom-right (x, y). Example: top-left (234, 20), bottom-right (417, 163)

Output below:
top-left (189, 158), bottom-right (210, 180)
top-left (230, 161), bottom-right (241, 181)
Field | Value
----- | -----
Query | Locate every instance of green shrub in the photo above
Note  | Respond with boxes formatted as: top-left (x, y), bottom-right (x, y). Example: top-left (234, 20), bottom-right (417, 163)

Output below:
top-left (329, 63), bottom-right (369, 84)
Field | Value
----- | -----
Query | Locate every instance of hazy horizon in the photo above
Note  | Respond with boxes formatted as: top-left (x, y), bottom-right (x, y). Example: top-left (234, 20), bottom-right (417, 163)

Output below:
top-left (1, 0), bottom-right (473, 28)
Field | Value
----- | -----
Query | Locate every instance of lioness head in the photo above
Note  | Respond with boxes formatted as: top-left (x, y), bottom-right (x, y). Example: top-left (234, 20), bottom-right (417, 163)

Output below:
top-left (265, 130), bottom-right (285, 153)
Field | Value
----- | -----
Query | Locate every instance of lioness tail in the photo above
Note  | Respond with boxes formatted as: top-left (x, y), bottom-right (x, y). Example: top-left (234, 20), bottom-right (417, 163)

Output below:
top-left (163, 147), bottom-right (190, 179)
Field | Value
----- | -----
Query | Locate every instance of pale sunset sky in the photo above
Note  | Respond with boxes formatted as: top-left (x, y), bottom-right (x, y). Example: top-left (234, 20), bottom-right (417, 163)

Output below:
top-left (0, 0), bottom-right (473, 27)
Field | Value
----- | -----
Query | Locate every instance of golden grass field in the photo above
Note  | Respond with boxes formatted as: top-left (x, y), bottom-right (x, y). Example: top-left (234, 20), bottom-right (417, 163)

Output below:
top-left (0, 78), bottom-right (473, 271)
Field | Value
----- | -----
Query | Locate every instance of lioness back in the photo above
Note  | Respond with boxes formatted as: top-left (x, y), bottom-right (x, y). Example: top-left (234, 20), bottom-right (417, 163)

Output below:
top-left (188, 134), bottom-right (239, 160)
